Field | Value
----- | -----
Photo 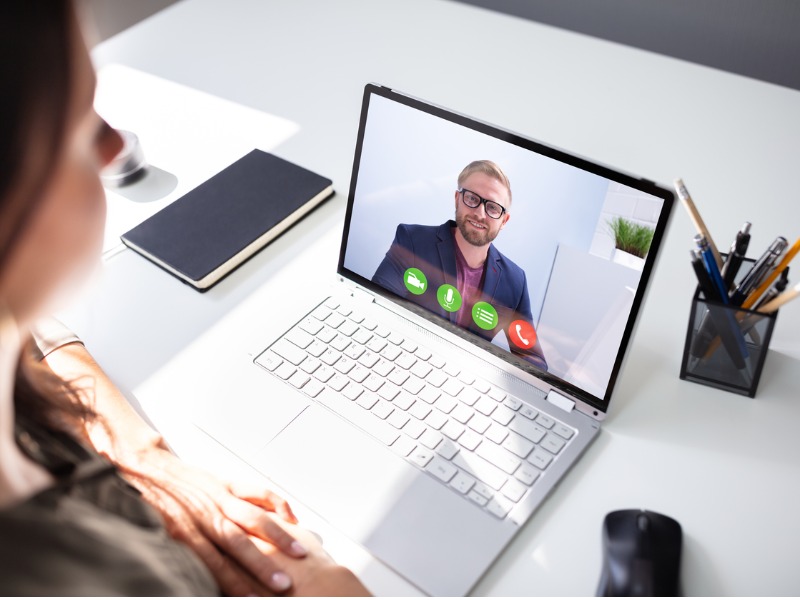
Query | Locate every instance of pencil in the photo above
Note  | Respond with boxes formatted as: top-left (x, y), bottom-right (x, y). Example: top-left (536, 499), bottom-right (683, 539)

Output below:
top-left (674, 179), bottom-right (723, 270)
top-left (742, 236), bottom-right (800, 309)
top-left (758, 282), bottom-right (800, 314)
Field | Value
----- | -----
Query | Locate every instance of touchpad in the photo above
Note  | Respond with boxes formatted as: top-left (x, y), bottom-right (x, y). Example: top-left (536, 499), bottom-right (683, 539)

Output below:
top-left (251, 404), bottom-right (419, 540)
top-left (251, 405), bottom-right (507, 596)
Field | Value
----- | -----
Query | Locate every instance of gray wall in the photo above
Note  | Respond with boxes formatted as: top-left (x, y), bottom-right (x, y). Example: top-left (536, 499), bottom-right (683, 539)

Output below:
top-left (455, 0), bottom-right (800, 90)
top-left (87, 0), bottom-right (800, 90)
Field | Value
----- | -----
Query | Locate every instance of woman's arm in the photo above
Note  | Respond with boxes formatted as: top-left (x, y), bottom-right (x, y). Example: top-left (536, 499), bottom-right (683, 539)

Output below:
top-left (41, 338), bottom-right (314, 595)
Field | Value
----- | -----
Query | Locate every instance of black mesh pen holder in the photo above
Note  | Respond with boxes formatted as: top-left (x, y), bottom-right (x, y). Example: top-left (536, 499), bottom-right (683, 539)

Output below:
top-left (680, 286), bottom-right (778, 397)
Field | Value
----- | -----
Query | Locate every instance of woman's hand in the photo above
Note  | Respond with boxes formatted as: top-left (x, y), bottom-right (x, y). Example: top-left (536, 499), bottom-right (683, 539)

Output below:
top-left (249, 522), bottom-right (372, 597)
top-left (116, 445), bottom-right (308, 596)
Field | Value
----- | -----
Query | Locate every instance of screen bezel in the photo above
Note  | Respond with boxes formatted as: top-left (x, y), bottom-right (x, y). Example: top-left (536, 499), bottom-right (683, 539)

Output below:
top-left (337, 83), bottom-right (674, 415)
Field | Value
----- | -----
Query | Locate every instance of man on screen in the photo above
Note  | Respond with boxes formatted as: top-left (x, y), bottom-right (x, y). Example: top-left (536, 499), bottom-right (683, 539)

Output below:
top-left (373, 160), bottom-right (547, 371)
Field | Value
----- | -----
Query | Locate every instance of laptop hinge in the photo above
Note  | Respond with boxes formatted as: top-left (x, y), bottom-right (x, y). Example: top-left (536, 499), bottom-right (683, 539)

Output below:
top-left (352, 286), bottom-right (376, 303)
top-left (547, 389), bottom-right (575, 413)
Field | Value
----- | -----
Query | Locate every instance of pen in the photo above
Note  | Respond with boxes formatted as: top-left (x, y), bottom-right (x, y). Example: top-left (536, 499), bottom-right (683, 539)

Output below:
top-left (695, 234), bottom-right (729, 303)
top-left (754, 267), bottom-right (789, 310)
top-left (741, 236), bottom-right (800, 309)
top-left (689, 250), bottom-right (746, 368)
top-left (721, 222), bottom-right (751, 292)
top-left (730, 236), bottom-right (788, 306)
top-left (758, 281), bottom-right (800, 314)
top-left (674, 179), bottom-right (723, 270)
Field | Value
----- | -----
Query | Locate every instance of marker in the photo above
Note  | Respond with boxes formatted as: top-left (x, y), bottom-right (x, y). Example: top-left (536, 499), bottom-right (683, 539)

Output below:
top-left (730, 236), bottom-right (788, 306)
top-left (758, 281), bottom-right (800, 314)
top-left (675, 179), bottom-right (723, 270)
top-left (721, 222), bottom-right (751, 292)
top-left (742, 236), bottom-right (800, 309)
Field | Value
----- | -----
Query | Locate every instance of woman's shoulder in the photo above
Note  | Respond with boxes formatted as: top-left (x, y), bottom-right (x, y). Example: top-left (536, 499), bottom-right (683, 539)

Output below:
top-left (0, 486), bottom-right (217, 596)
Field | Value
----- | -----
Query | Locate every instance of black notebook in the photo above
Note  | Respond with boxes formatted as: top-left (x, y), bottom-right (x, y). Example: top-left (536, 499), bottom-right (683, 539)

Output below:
top-left (121, 149), bottom-right (333, 291)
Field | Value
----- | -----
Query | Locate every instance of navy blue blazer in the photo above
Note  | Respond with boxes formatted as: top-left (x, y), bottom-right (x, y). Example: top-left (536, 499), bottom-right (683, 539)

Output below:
top-left (372, 221), bottom-right (547, 371)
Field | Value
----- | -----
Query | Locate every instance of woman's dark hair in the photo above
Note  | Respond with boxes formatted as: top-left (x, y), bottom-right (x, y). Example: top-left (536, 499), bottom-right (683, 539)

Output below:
top-left (1, 0), bottom-right (96, 436)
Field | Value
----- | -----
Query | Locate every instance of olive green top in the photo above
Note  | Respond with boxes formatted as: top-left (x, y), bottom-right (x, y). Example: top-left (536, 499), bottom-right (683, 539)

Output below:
top-left (0, 416), bottom-right (217, 596)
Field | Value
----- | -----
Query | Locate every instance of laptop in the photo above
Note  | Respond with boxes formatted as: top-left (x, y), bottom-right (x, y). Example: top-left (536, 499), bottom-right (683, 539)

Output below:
top-left (195, 84), bottom-right (674, 595)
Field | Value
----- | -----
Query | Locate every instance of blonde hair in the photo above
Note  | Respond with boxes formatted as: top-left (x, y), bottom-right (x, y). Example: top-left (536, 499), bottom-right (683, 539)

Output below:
top-left (457, 160), bottom-right (512, 203)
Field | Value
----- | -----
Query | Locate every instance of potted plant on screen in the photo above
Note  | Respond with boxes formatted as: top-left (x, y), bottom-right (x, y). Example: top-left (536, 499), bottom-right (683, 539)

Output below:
top-left (608, 216), bottom-right (654, 270)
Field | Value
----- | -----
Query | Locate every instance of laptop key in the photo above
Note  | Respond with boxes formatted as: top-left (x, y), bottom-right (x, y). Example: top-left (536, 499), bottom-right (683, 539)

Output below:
top-left (286, 327), bottom-right (314, 349)
top-left (388, 331), bottom-right (404, 345)
top-left (409, 447), bottom-right (434, 468)
top-left (488, 387), bottom-right (507, 402)
top-left (271, 339), bottom-right (307, 366)
top-left (424, 409), bottom-right (448, 431)
top-left (306, 340), bottom-right (327, 358)
top-left (474, 396), bottom-right (496, 416)
top-left (352, 328), bottom-right (372, 345)
top-left (393, 391), bottom-right (415, 411)
top-left (490, 405), bottom-right (515, 426)
top-left (328, 374), bottom-right (349, 392)
top-left (451, 404), bottom-right (474, 425)
top-left (362, 373), bottom-right (383, 393)
top-left (502, 431), bottom-right (534, 459)
top-left (514, 463), bottom-right (541, 486)
top-left (442, 378), bottom-right (464, 397)
top-left (553, 423), bottom-right (575, 440)
top-left (334, 356), bottom-right (355, 374)
top-left (274, 362), bottom-right (296, 380)
top-left (485, 422), bottom-right (509, 445)
top-left (388, 369), bottom-right (409, 386)
top-left (535, 413), bottom-right (555, 429)
top-left (348, 364), bottom-right (370, 383)
top-left (337, 320), bottom-right (359, 337)
top-left (356, 392), bottom-right (377, 409)
top-left (541, 434), bottom-right (566, 455)
top-left (402, 375), bottom-right (425, 395)
top-left (418, 386), bottom-right (441, 404)
top-left (320, 349), bottom-right (341, 367)
top-left (509, 415), bottom-right (547, 444)
top-left (324, 312), bottom-right (345, 328)
top-left (400, 339), bottom-right (417, 353)
top-left (315, 387), bottom-right (398, 447)
top-left (473, 379), bottom-right (491, 394)
top-left (467, 413), bottom-right (491, 435)
top-left (396, 352), bottom-right (416, 370)
top-left (378, 382), bottom-right (400, 401)
top-left (450, 471), bottom-right (476, 494)
top-left (457, 387), bottom-right (480, 406)
top-left (343, 344), bottom-right (365, 360)
top-left (419, 429), bottom-right (442, 450)
top-left (255, 351), bottom-right (282, 372)
top-left (403, 418), bottom-right (426, 440)
top-left (476, 440), bottom-right (521, 474)
top-left (472, 481), bottom-right (494, 499)
top-left (391, 435), bottom-right (416, 457)
top-left (330, 334), bottom-right (350, 352)
top-left (450, 449), bottom-right (507, 491)
top-left (435, 393), bottom-right (457, 414)
top-left (298, 317), bottom-right (323, 335)
top-left (435, 438), bottom-right (460, 460)
top-left (414, 347), bottom-right (432, 361)
top-left (425, 370), bottom-right (447, 388)
top-left (519, 405), bottom-right (538, 421)
top-left (313, 364), bottom-right (335, 383)
top-left (374, 325), bottom-right (391, 338)
top-left (458, 430), bottom-right (481, 451)
top-left (302, 378), bottom-right (324, 398)
top-left (387, 411), bottom-right (409, 429)
top-left (366, 337), bottom-right (387, 353)
top-left (299, 356), bottom-right (320, 374)
top-left (501, 479), bottom-right (528, 503)
top-left (373, 359), bottom-right (394, 377)
top-left (357, 350), bottom-right (379, 369)
top-left (528, 447), bottom-right (554, 470)
top-left (502, 396), bottom-right (522, 410)
top-left (343, 382), bottom-right (364, 401)
top-left (487, 495), bottom-right (513, 519)
top-left (428, 354), bottom-right (446, 369)
top-left (409, 401), bottom-right (431, 421)
top-left (467, 489), bottom-right (488, 507)
top-left (288, 371), bottom-right (310, 389)
top-left (425, 457), bottom-right (457, 483)
top-left (381, 344), bottom-right (402, 361)
top-left (371, 399), bottom-right (393, 420)
top-left (410, 361), bottom-right (432, 379)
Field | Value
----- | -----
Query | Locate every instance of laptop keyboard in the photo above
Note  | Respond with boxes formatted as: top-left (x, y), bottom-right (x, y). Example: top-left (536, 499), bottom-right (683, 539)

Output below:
top-left (255, 298), bottom-right (575, 521)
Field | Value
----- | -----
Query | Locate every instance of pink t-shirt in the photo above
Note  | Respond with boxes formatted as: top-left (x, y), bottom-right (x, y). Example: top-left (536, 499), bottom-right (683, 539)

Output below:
top-left (453, 231), bottom-right (486, 328)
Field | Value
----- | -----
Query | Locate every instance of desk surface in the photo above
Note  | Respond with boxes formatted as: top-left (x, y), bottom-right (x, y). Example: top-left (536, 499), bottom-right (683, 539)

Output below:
top-left (63, 0), bottom-right (800, 594)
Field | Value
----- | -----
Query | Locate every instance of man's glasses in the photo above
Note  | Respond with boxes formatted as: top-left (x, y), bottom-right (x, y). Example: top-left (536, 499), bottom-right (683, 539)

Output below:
top-left (458, 188), bottom-right (507, 220)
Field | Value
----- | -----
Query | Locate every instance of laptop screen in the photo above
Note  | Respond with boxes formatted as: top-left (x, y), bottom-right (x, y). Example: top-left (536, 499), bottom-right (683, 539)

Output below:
top-left (339, 85), bottom-right (673, 414)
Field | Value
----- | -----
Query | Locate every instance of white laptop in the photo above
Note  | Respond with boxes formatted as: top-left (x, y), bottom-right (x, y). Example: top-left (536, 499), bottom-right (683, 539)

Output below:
top-left (195, 84), bottom-right (674, 595)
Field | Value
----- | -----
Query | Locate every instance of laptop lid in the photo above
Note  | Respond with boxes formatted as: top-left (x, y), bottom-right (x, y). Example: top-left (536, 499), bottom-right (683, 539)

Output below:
top-left (338, 84), bottom-right (673, 418)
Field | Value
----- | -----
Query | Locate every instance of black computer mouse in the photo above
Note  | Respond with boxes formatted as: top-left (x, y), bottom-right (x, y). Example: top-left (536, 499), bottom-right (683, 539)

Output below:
top-left (596, 509), bottom-right (682, 596)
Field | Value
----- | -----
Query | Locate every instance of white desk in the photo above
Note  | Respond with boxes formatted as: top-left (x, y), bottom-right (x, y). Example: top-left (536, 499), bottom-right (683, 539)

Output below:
top-left (62, 0), bottom-right (800, 594)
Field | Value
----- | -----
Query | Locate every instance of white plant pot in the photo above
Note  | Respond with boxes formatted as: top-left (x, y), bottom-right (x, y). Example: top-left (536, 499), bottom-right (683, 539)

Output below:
top-left (612, 248), bottom-right (645, 271)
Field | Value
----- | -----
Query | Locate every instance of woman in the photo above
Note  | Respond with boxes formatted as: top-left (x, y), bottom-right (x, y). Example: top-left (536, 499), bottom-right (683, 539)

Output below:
top-left (0, 1), bottom-right (368, 595)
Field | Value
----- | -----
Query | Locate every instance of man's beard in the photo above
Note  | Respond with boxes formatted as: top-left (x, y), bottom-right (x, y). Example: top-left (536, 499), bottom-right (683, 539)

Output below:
top-left (456, 212), bottom-right (499, 247)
